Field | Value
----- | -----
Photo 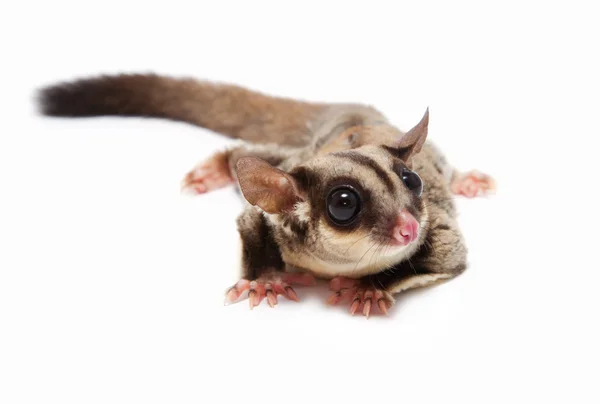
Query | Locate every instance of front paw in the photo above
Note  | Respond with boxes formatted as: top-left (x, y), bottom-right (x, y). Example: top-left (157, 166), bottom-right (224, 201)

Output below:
top-left (327, 277), bottom-right (394, 318)
top-left (181, 151), bottom-right (235, 194)
top-left (224, 272), bottom-right (316, 309)
top-left (451, 170), bottom-right (496, 198)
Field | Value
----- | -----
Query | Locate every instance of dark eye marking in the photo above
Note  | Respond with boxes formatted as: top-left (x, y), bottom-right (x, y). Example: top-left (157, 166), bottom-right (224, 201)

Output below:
top-left (334, 152), bottom-right (394, 193)
top-left (289, 166), bottom-right (316, 191)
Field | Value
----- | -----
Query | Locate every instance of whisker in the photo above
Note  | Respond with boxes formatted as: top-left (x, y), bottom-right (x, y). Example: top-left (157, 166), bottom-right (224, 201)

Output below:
top-left (344, 233), bottom-right (371, 254)
top-left (407, 257), bottom-right (418, 275)
top-left (352, 241), bottom-right (377, 274)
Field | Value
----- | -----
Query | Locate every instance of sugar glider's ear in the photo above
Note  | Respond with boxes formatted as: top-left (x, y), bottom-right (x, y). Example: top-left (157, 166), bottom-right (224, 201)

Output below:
top-left (236, 157), bottom-right (304, 214)
top-left (395, 108), bottom-right (429, 164)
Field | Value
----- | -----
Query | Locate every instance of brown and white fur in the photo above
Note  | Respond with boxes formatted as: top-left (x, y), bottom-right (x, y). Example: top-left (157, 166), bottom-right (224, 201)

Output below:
top-left (38, 74), bottom-right (495, 317)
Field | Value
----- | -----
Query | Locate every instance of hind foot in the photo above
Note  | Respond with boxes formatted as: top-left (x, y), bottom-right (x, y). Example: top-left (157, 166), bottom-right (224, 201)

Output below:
top-left (451, 170), bottom-right (496, 198)
top-left (181, 151), bottom-right (235, 194)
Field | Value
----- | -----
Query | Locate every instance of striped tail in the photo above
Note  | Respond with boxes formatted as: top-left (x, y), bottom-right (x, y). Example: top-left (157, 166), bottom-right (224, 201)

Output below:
top-left (37, 73), bottom-right (327, 146)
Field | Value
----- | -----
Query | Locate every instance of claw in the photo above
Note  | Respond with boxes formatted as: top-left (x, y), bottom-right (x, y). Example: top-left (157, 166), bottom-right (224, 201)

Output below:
top-left (248, 290), bottom-right (258, 309)
top-left (248, 281), bottom-right (266, 309)
top-left (224, 279), bottom-right (250, 305)
top-left (266, 292), bottom-right (277, 307)
top-left (349, 297), bottom-right (361, 315)
top-left (224, 290), bottom-right (237, 305)
top-left (327, 291), bottom-right (343, 305)
top-left (284, 286), bottom-right (299, 302)
top-left (363, 299), bottom-right (372, 318)
top-left (362, 290), bottom-right (373, 318)
top-left (266, 285), bottom-right (278, 307)
top-left (374, 290), bottom-right (389, 315)
top-left (377, 298), bottom-right (389, 315)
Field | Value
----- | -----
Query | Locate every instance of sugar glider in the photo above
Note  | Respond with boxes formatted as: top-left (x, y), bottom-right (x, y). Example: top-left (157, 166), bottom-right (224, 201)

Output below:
top-left (38, 74), bottom-right (495, 317)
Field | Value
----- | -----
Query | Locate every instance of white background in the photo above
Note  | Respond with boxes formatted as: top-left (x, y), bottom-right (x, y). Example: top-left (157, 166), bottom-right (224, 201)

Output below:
top-left (1, 1), bottom-right (599, 403)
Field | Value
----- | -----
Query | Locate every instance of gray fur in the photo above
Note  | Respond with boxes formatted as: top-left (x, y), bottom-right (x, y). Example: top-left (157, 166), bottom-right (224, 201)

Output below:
top-left (232, 107), bottom-right (468, 298)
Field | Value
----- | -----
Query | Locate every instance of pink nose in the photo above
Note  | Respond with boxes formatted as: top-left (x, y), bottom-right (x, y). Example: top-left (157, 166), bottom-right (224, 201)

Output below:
top-left (391, 209), bottom-right (419, 246)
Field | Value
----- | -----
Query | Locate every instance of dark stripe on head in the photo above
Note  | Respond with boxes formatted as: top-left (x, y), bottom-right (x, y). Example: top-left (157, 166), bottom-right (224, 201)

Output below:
top-left (290, 166), bottom-right (317, 195)
top-left (335, 152), bottom-right (395, 193)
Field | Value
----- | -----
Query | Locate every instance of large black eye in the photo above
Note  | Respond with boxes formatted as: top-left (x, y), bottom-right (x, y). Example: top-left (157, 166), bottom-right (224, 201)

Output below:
top-left (326, 187), bottom-right (361, 225)
top-left (402, 168), bottom-right (423, 196)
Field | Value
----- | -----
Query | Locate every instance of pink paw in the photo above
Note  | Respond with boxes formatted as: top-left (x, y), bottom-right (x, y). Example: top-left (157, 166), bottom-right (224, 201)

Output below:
top-left (181, 151), bottom-right (235, 194)
top-left (224, 272), bottom-right (316, 309)
top-left (451, 170), bottom-right (496, 198)
top-left (327, 277), bottom-right (394, 318)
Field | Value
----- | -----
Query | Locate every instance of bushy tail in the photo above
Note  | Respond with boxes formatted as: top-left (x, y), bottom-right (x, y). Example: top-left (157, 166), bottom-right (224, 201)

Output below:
top-left (37, 73), bottom-right (326, 146)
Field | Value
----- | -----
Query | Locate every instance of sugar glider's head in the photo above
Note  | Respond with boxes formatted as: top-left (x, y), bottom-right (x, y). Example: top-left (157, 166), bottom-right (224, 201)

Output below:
top-left (236, 109), bottom-right (430, 278)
